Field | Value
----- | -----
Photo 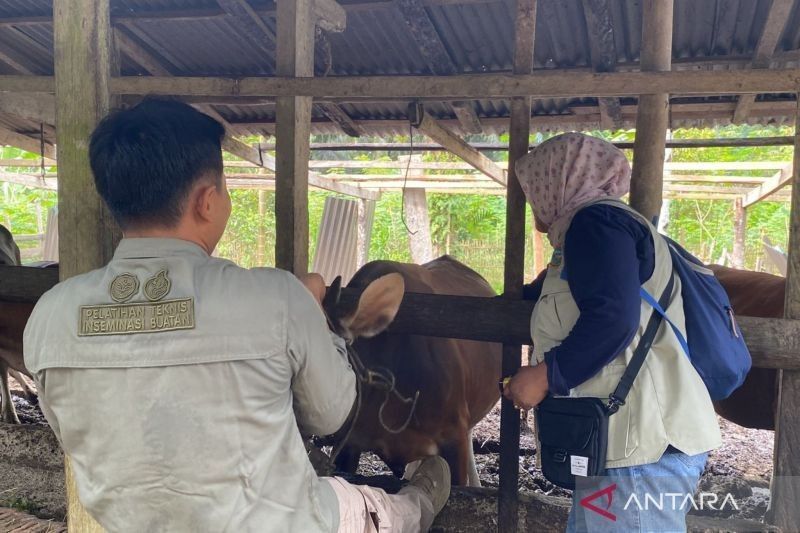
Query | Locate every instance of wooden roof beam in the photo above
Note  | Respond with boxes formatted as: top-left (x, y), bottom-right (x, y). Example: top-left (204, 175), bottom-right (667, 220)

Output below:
top-left (581, 0), bottom-right (622, 129)
top-left (0, 126), bottom-right (56, 161)
top-left (732, 0), bottom-right (794, 123)
top-left (409, 103), bottom-right (505, 185)
top-left (743, 164), bottom-right (793, 207)
top-left (393, 0), bottom-right (482, 134)
top-left (103, 68), bottom-right (800, 99)
top-left (0, 93), bottom-right (54, 125)
top-left (317, 102), bottom-right (364, 137)
top-left (215, 0), bottom-right (276, 54)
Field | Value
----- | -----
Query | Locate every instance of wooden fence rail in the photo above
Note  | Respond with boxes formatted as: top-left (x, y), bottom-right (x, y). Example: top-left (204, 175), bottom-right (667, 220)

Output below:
top-left (2, 265), bottom-right (798, 371)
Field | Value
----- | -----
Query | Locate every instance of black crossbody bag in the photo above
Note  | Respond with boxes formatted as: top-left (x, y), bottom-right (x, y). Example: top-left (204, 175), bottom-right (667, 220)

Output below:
top-left (534, 274), bottom-right (675, 490)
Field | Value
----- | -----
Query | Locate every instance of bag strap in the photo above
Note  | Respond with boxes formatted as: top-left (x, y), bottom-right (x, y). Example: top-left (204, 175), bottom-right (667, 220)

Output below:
top-left (606, 273), bottom-right (675, 414)
top-left (639, 285), bottom-right (690, 357)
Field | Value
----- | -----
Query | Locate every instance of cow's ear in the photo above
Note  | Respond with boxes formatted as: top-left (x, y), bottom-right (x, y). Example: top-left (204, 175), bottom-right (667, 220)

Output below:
top-left (344, 273), bottom-right (405, 338)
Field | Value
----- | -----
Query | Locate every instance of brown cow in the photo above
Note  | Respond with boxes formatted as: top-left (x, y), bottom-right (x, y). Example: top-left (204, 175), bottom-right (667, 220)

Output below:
top-left (323, 255), bottom-right (502, 486)
top-left (0, 224), bottom-right (37, 424)
top-left (711, 265), bottom-right (783, 431)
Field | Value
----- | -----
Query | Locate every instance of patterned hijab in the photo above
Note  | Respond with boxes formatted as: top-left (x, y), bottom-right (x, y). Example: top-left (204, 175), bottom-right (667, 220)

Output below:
top-left (515, 132), bottom-right (631, 248)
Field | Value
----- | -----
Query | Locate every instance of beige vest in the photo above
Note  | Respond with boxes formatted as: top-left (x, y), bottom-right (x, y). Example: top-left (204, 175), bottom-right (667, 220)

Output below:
top-left (531, 200), bottom-right (721, 468)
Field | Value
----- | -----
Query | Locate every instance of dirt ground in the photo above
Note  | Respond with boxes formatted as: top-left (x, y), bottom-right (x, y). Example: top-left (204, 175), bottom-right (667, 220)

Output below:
top-left (5, 382), bottom-right (776, 523)
top-left (357, 403), bottom-right (775, 522)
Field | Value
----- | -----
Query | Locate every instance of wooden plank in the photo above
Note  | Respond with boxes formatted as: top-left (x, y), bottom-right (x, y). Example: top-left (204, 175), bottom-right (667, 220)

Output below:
top-left (449, 101), bottom-right (483, 135)
top-left (629, 0), bottom-right (673, 222)
top-left (581, 0), bottom-right (622, 129)
top-left (743, 164), bottom-right (793, 207)
top-left (3, 265), bottom-right (800, 371)
top-left (216, 0), bottom-right (276, 54)
top-left (733, 0), bottom-right (794, 123)
top-left (0, 93), bottom-right (55, 124)
top-left (275, 0), bottom-right (314, 274)
top-left (259, 136), bottom-right (797, 152)
top-left (0, 126), bottom-right (56, 161)
top-left (105, 68), bottom-right (800, 99)
top-left (390, 0), bottom-right (481, 134)
top-left (0, 48), bottom-right (34, 75)
top-left (110, 24), bottom-right (373, 202)
top-left (0, 265), bottom-right (59, 302)
top-left (115, 27), bottom-right (172, 76)
top-left (0, 171), bottom-right (56, 189)
top-left (0, 75), bottom-right (53, 93)
top-left (317, 102), bottom-right (364, 137)
top-left (410, 104), bottom-right (506, 185)
top-left (768, 93), bottom-right (800, 532)
top-left (54, 0), bottom-right (118, 531)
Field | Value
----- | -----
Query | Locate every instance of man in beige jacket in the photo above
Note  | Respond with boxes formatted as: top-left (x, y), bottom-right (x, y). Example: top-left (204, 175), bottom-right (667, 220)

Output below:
top-left (24, 99), bottom-right (449, 532)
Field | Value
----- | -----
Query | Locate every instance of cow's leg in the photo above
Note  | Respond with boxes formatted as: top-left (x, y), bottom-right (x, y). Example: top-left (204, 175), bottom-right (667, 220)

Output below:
top-left (9, 370), bottom-right (37, 404)
top-left (466, 429), bottom-right (481, 487)
top-left (334, 445), bottom-right (362, 475)
top-left (0, 361), bottom-right (19, 424)
top-left (441, 434), bottom-right (471, 486)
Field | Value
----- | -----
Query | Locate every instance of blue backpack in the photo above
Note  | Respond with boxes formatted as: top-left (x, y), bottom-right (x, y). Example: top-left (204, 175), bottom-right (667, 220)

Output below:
top-left (640, 237), bottom-right (752, 400)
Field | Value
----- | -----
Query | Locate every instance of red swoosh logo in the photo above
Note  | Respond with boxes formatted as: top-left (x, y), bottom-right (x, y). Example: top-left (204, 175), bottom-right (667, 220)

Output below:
top-left (579, 483), bottom-right (617, 521)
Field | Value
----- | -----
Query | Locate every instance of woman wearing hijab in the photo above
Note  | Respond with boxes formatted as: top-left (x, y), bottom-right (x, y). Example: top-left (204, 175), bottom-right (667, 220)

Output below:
top-left (504, 133), bottom-right (720, 532)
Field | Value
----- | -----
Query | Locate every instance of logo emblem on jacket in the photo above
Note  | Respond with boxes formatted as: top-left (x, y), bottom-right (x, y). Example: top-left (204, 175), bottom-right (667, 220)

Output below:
top-left (144, 270), bottom-right (172, 302)
top-left (109, 273), bottom-right (139, 303)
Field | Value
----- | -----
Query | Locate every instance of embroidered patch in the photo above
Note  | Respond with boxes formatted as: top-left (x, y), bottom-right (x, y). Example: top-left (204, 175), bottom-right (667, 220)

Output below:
top-left (109, 273), bottom-right (139, 303)
top-left (144, 269), bottom-right (171, 302)
top-left (79, 298), bottom-right (195, 336)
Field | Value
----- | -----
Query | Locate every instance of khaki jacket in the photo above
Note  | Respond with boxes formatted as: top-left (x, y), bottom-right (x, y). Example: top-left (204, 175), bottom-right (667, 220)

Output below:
top-left (531, 200), bottom-right (721, 468)
top-left (24, 238), bottom-right (356, 533)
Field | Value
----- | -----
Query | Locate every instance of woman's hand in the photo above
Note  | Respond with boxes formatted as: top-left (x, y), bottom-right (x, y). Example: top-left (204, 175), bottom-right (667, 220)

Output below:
top-left (503, 363), bottom-right (549, 410)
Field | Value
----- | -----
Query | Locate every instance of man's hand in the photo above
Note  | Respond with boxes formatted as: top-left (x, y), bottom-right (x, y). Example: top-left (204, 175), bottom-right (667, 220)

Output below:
top-left (503, 363), bottom-right (549, 410)
top-left (298, 273), bottom-right (326, 307)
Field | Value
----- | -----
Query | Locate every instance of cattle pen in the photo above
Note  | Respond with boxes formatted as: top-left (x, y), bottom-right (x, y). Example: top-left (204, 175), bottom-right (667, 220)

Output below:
top-left (1, 0), bottom-right (800, 532)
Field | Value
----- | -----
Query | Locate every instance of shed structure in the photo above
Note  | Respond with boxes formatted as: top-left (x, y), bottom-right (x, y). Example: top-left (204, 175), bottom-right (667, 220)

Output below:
top-left (1, 1), bottom-right (800, 532)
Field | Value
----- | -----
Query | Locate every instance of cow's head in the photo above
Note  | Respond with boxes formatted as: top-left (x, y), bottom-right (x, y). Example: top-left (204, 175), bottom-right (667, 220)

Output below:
top-left (323, 273), bottom-right (405, 343)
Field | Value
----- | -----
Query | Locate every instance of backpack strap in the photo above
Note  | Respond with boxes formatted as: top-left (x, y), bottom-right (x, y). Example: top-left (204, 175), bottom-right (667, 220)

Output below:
top-left (606, 273), bottom-right (675, 414)
top-left (639, 285), bottom-right (690, 357)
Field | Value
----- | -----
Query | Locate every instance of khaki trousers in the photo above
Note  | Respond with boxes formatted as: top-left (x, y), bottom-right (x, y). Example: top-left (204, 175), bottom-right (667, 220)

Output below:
top-left (323, 476), bottom-right (435, 533)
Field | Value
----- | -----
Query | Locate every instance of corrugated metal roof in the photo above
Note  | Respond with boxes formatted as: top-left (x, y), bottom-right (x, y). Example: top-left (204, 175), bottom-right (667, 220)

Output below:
top-left (0, 0), bottom-right (797, 136)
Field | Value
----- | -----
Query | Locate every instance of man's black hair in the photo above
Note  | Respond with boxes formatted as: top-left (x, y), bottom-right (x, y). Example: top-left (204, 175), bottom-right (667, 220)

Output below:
top-left (89, 99), bottom-right (226, 228)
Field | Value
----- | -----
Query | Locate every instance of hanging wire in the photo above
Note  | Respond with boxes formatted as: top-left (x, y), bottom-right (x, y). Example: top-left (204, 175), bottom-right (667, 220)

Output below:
top-left (400, 120), bottom-right (418, 235)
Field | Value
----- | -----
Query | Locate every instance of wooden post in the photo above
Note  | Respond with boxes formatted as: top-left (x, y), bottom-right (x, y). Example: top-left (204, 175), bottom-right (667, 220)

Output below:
top-left (54, 0), bottom-right (118, 530)
top-left (499, 1), bottom-right (536, 531)
top-left (399, 155), bottom-right (434, 263)
top-left (732, 198), bottom-right (746, 269)
top-left (356, 198), bottom-right (375, 268)
top-left (256, 189), bottom-right (267, 265)
top-left (533, 231), bottom-right (546, 276)
top-left (629, 0), bottom-right (673, 222)
top-left (275, 0), bottom-right (314, 274)
top-left (767, 95), bottom-right (800, 531)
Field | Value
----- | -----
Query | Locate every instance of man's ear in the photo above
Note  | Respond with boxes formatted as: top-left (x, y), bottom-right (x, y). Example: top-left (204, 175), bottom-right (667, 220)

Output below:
top-left (342, 273), bottom-right (405, 339)
top-left (193, 184), bottom-right (217, 223)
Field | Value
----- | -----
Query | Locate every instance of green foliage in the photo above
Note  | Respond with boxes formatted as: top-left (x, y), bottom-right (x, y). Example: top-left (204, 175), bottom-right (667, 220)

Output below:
top-left (0, 125), bottom-right (792, 282)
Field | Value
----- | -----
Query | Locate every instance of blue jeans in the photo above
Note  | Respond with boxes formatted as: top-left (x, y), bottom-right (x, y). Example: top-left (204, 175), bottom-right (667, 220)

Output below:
top-left (566, 448), bottom-right (708, 533)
